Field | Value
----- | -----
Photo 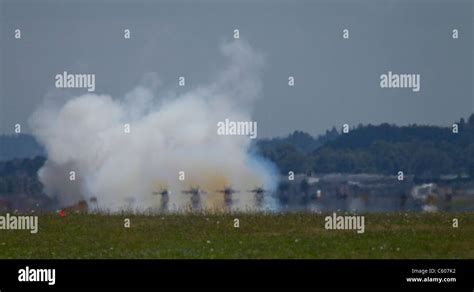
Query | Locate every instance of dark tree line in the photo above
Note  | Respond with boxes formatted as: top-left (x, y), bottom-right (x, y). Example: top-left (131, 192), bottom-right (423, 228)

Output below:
top-left (0, 134), bottom-right (45, 161)
top-left (0, 156), bottom-right (45, 195)
top-left (256, 114), bottom-right (474, 178)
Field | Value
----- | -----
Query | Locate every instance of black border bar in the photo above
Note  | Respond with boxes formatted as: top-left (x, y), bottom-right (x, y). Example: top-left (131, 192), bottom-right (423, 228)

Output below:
top-left (0, 259), bottom-right (472, 289)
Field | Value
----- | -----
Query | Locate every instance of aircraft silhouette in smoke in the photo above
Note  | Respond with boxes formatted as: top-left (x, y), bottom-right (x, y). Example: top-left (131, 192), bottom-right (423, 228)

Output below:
top-left (248, 187), bottom-right (266, 195)
top-left (248, 186), bottom-right (268, 206)
top-left (153, 188), bottom-right (171, 210)
top-left (216, 186), bottom-right (239, 207)
top-left (182, 187), bottom-right (206, 209)
top-left (182, 187), bottom-right (207, 196)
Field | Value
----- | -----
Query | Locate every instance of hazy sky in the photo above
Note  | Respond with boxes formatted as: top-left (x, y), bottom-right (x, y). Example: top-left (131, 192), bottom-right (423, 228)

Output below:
top-left (1, 0), bottom-right (473, 138)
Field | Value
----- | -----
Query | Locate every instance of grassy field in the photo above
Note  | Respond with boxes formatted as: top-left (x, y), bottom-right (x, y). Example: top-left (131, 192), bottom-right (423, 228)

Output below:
top-left (0, 212), bottom-right (473, 259)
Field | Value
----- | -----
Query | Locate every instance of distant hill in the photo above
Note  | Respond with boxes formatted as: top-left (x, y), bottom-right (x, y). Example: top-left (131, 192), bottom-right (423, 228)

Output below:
top-left (257, 129), bottom-right (339, 154)
top-left (256, 114), bottom-right (474, 177)
top-left (0, 134), bottom-right (45, 161)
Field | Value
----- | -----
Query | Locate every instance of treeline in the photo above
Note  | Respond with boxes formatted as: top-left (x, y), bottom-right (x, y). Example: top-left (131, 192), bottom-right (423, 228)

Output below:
top-left (0, 156), bottom-right (45, 195)
top-left (0, 134), bottom-right (45, 161)
top-left (256, 115), bottom-right (474, 177)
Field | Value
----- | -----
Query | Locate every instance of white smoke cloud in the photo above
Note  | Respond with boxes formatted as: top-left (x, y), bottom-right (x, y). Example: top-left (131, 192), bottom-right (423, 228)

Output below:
top-left (29, 40), bottom-right (278, 212)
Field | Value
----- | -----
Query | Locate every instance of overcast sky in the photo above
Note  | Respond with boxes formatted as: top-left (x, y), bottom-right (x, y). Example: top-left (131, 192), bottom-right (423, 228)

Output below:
top-left (1, 0), bottom-right (473, 138)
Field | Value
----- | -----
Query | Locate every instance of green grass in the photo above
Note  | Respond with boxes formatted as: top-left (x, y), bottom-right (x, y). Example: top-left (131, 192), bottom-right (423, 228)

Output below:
top-left (0, 212), bottom-right (472, 259)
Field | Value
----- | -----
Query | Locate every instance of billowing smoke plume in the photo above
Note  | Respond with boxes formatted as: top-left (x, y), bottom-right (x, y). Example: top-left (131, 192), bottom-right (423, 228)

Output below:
top-left (30, 40), bottom-right (278, 212)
